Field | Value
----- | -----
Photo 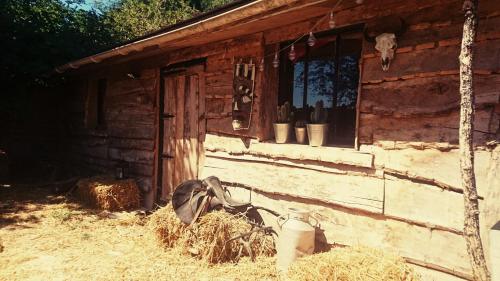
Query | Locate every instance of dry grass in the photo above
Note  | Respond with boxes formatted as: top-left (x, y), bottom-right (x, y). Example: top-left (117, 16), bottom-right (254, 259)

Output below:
top-left (74, 176), bottom-right (140, 211)
top-left (1, 186), bottom-right (422, 281)
top-left (148, 206), bottom-right (275, 264)
top-left (147, 204), bottom-right (186, 248)
top-left (0, 186), bottom-right (278, 281)
top-left (287, 246), bottom-right (420, 281)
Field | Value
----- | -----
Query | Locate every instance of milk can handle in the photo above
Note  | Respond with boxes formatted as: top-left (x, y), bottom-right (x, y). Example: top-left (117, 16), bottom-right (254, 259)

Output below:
top-left (277, 214), bottom-right (289, 230)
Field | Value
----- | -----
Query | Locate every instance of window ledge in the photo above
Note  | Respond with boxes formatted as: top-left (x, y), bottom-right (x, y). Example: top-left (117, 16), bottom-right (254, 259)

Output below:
top-left (204, 134), bottom-right (374, 168)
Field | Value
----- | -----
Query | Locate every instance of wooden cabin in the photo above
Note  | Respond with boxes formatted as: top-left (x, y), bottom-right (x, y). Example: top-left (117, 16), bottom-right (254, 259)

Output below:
top-left (57, 0), bottom-right (500, 279)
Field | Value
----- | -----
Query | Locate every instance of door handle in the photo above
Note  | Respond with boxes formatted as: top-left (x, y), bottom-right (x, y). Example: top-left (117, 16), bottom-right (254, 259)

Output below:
top-left (161, 154), bottom-right (174, 159)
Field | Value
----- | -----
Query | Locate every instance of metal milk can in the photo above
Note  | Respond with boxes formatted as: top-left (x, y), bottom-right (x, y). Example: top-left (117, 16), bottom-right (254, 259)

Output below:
top-left (276, 207), bottom-right (317, 273)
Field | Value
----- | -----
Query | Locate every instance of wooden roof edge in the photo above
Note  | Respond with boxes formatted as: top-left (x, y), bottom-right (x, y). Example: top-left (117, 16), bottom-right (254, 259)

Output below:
top-left (55, 0), bottom-right (309, 74)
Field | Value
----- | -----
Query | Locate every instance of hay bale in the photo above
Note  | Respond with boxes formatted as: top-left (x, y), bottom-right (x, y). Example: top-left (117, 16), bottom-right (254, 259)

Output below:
top-left (75, 176), bottom-right (140, 211)
top-left (180, 211), bottom-right (275, 264)
top-left (287, 246), bottom-right (420, 281)
top-left (148, 205), bottom-right (186, 248)
top-left (148, 206), bottom-right (275, 264)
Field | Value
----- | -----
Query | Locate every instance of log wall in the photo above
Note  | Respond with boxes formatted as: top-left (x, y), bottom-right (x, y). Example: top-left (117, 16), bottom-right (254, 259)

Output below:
top-left (62, 68), bottom-right (158, 199)
top-left (61, 0), bottom-right (500, 279)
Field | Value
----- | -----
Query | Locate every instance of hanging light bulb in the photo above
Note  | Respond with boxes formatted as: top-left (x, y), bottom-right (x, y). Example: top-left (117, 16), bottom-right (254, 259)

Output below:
top-left (259, 58), bottom-right (265, 72)
top-left (272, 53), bottom-right (279, 68)
top-left (329, 12), bottom-right (336, 29)
top-left (288, 44), bottom-right (296, 61)
top-left (307, 32), bottom-right (316, 47)
top-left (356, 0), bottom-right (363, 4)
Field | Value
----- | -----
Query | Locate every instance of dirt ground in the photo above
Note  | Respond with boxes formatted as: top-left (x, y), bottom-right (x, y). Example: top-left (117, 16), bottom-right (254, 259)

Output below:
top-left (0, 185), bottom-right (277, 281)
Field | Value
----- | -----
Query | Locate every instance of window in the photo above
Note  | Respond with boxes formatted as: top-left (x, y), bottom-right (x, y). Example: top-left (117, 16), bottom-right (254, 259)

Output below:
top-left (85, 78), bottom-right (107, 129)
top-left (279, 33), bottom-right (362, 147)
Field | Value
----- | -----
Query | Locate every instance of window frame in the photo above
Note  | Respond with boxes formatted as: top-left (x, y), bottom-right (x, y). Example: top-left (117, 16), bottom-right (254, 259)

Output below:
top-left (278, 27), bottom-right (363, 148)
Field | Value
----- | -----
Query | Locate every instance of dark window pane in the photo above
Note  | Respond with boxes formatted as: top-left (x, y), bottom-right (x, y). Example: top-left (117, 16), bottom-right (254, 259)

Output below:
top-left (307, 59), bottom-right (335, 109)
top-left (337, 55), bottom-right (358, 107)
top-left (292, 61), bottom-right (304, 109)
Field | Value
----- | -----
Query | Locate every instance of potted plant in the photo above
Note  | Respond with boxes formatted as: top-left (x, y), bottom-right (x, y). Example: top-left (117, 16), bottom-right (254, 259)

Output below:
top-left (274, 102), bottom-right (292, 143)
top-left (295, 120), bottom-right (307, 144)
top-left (307, 100), bottom-right (329, 147)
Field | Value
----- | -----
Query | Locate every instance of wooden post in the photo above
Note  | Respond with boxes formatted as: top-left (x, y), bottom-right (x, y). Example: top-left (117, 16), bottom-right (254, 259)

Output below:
top-left (459, 1), bottom-right (491, 280)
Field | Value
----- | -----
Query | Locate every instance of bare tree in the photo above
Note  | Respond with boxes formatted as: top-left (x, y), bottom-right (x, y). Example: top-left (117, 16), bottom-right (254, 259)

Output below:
top-left (459, 0), bottom-right (491, 280)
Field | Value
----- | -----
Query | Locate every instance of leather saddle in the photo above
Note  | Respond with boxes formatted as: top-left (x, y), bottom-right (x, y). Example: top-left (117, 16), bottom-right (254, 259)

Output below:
top-left (172, 176), bottom-right (252, 225)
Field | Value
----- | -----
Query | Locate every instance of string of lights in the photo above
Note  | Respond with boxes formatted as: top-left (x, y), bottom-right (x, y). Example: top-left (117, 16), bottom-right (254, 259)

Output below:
top-left (253, 0), bottom-right (364, 72)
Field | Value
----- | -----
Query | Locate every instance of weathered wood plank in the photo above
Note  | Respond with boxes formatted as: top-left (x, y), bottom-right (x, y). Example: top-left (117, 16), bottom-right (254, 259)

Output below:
top-left (183, 74), bottom-right (199, 180)
top-left (173, 75), bottom-right (186, 189)
top-left (204, 134), bottom-right (374, 168)
top-left (108, 147), bottom-right (154, 164)
top-left (384, 175), bottom-right (465, 230)
top-left (362, 39), bottom-right (500, 82)
top-left (109, 138), bottom-right (154, 151)
top-left (360, 146), bottom-right (492, 197)
top-left (359, 108), bottom-right (495, 146)
top-left (201, 156), bottom-right (383, 213)
top-left (226, 186), bottom-right (472, 276)
top-left (360, 75), bottom-right (500, 116)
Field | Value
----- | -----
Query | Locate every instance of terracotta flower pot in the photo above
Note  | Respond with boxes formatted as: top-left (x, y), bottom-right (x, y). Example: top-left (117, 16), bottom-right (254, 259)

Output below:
top-left (307, 124), bottom-right (328, 147)
top-left (295, 127), bottom-right (307, 144)
top-left (273, 123), bottom-right (291, 144)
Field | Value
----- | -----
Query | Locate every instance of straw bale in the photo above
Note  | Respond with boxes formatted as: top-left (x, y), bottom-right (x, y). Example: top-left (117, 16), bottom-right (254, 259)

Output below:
top-left (148, 205), bottom-right (186, 248)
top-left (287, 246), bottom-right (420, 281)
top-left (75, 176), bottom-right (140, 211)
top-left (148, 206), bottom-right (275, 264)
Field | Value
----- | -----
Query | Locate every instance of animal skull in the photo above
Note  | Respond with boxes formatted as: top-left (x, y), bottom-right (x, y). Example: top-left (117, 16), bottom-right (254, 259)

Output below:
top-left (375, 33), bottom-right (397, 71)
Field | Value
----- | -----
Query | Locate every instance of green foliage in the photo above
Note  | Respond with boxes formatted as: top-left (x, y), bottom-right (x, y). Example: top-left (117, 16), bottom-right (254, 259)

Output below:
top-left (0, 0), bottom-right (235, 88)
top-left (0, 0), bottom-right (114, 86)
top-left (190, 0), bottom-right (233, 11)
top-left (103, 0), bottom-right (197, 42)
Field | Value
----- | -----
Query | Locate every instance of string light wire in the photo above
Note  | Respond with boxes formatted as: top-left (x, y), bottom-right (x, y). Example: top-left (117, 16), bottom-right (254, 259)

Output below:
top-left (261, 0), bottom-right (344, 63)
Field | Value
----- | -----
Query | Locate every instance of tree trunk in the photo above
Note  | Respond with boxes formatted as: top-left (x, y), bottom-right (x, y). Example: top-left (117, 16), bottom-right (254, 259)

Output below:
top-left (459, 1), bottom-right (491, 280)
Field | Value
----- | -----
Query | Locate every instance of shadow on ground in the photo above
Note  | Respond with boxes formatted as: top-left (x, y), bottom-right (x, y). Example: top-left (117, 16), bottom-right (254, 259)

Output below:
top-left (0, 184), bottom-right (90, 230)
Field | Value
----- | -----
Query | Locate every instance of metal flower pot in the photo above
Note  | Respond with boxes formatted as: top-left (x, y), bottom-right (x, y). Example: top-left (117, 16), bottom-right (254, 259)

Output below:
top-left (273, 123), bottom-right (291, 144)
top-left (295, 127), bottom-right (307, 144)
top-left (307, 124), bottom-right (329, 147)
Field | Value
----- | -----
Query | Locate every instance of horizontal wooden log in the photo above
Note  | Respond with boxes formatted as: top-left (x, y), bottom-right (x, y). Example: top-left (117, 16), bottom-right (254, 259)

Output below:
top-left (106, 108), bottom-right (155, 124)
top-left (360, 145), bottom-right (492, 197)
top-left (107, 126), bottom-right (155, 140)
top-left (108, 147), bottom-right (154, 164)
top-left (204, 150), bottom-right (376, 176)
top-left (127, 164), bottom-right (153, 177)
top-left (384, 175), bottom-right (464, 230)
top-left (359, 108), bottom-right (495, 146)
top-left (226, 186), bottom-right (472, 277)
top-left (108, 138), bottom-right (155, 151)
top-left (205, 85), bottom-right (233, 98)
top-left (107, 78), bottom-right (156, 97)
top-left (204, 134), bottom-right (374, 168)
top-left (106, 91), bottom-right (155, 110)
top-left (69, 144), bottom-right (108, 159)
top-left (200, 155), bottom-right (383, 213)
top-left (205, 72), bottom-right (233, 88)
top-left (360, 75), bottom-right (500, 116)
top-left (206, 97), bottom-right (232, 115)
top-left (362, 39), bottom-right (500, 83)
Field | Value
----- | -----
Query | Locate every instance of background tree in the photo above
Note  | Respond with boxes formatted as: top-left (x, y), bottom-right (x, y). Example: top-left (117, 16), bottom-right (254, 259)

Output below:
top-left (103, 0), bottom-right (196, 41)
top-left (459, 0), bottom-right (491, 280)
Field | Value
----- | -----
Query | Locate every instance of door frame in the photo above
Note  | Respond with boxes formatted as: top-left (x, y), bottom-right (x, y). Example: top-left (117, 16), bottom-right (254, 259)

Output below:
top-left (155, 58), bottom-right (206, 203)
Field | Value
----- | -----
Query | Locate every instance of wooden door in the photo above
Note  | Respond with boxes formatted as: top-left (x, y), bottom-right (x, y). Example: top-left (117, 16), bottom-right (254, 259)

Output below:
top-left (159, 64), bottom-right (205, 200)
